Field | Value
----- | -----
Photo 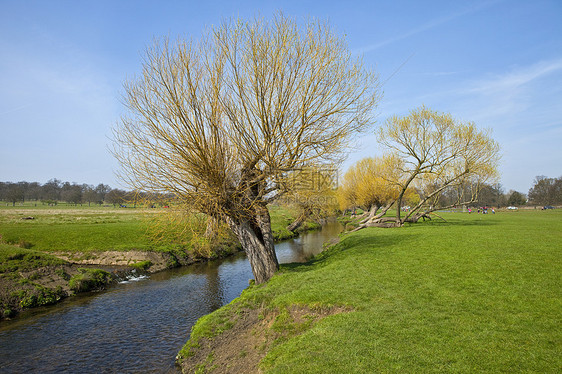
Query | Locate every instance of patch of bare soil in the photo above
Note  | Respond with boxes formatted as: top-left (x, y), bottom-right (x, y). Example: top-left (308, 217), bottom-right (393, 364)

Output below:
top-left (53, 250), bottom-right (177, 272)
top-left (178, 305), bottom-right (350, 374)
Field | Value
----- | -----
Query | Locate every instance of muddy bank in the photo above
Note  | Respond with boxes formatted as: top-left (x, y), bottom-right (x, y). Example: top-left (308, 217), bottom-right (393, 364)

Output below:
top-left (177, 305), bottom-right (350, 373)
top-left (54, 250), bottom-right (185, 272)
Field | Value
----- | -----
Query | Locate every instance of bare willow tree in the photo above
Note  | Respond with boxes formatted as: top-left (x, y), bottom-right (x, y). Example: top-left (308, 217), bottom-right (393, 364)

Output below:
top-left (377, 106), bottom-right (500, 225)
top-left (112, 14), bottom-right (380, 283)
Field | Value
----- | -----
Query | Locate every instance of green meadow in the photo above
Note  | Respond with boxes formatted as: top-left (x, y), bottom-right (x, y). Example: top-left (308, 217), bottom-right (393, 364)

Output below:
top-left (0, 203), bottom-right (308, 256)
top-left (0, 206), bottom-right (155, 253)
top-left (180, 209), bottom-right (562, 373)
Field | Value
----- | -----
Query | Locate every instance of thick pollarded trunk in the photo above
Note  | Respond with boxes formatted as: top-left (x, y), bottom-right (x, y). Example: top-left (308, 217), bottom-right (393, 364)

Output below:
top-left (227, 210), bottom-right (279, 284)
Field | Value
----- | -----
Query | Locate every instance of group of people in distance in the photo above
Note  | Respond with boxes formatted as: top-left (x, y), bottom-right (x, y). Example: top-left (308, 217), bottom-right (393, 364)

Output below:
top-left (467, 206), bottom-right (495, 214)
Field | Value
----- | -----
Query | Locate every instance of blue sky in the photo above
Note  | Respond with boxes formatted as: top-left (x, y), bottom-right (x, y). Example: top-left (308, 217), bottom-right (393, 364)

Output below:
top-left (1, 0), bottom-right (561, 194)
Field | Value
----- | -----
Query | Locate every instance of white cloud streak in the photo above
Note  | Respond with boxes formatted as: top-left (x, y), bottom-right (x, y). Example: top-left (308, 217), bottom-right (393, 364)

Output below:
top-left (467, 59), bottom-right (562, 95)
top-left (355, 0), bottom-right (504, 54)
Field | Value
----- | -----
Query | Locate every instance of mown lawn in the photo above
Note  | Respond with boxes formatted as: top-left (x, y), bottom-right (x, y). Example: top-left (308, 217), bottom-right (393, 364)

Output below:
top-left (183, 209), bottom-right (561, 373)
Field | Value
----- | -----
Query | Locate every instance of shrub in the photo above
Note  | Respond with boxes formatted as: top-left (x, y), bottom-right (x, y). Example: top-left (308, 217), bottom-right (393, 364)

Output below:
top-left (69, 268), bottom-right (113, 293)
top-left (18, 240), bottom-right (33, 249)
top-left (19, 286), bottom-right (65, 308)
top-left (54, 268), bottom-right (70, 280)
top-left (2, 309), bottom-right (15, 318)
top-left (345, 222), bottom-right (359, 231)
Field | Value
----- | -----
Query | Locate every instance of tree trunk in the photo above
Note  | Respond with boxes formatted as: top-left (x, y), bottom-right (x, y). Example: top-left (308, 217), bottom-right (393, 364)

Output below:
top-left (395, 196), bottom-right (402, 224)
top-left (286, 208), bottom-right (312, 232)
top-left (358, 204), bottom-right (379, 224)
top-left (404, 213), bottom-right (433, 223)
top-left (368, 204), bottom-right (379, 219)
top-left (227, 208), bottom-right (279, 284)
top-left (352, 202), bottom-right (398, 231)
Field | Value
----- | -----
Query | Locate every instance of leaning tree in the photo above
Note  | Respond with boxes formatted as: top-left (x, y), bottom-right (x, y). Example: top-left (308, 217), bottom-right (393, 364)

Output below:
top-left (380, 106), bottom-right (500, 225)
top-left (112, 14), bottom-right (380, 283)
top-left (350, 106), bottom-right (500, 229)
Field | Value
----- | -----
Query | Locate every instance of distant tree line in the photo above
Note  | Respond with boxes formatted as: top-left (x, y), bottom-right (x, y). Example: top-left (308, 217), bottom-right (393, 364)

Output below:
top-left (436, 183), bottom-right (525, 208)
top-left (437, 183), bottom-right (508, 208)
top-left (527, 176), bottom-right (562, 206)
top-left (436, 175), bottom-right (561, 208)
top-left (2, 175), bottom-right (559, 209)
top-left (459, 176), bottom-right (561, 208)
top-left (0, 179), bottom-right (140, 207)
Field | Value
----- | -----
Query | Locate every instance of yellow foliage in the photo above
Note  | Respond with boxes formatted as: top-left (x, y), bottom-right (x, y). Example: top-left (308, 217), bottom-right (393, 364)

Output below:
top-left (379, 106), bottom-right (500, 190)
top-left (145, 206), bottom-right (236, 258)
top-left (111, 13), bottom-right (382, 282)
top-left (338, 155), bottom-right (403, 211)
top-left (280, 166), bottom-right (339, 219)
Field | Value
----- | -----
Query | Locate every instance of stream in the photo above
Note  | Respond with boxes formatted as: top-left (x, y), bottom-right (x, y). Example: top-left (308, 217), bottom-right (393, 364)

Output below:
top-left (0, 221), bottom-right (342, 373)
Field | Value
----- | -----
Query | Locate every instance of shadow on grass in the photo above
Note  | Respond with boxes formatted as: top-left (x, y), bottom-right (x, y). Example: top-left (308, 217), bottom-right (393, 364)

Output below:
top-left (280, 229), bottom-right (418, 273)
top-left (407, 217), bottom-right (498, 227)
top-left (281, 217), bottom-right (498, 273)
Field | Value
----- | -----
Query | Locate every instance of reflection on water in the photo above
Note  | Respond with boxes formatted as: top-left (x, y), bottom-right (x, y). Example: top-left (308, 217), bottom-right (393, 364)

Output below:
top-left (276, 220), bottom-right (342, 264)
top-left (0, 221), bottom-right (341, 373)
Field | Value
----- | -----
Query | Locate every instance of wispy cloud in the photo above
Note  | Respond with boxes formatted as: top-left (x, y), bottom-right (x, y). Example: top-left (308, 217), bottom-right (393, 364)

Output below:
top-left (355, 0), bottom-right (504, 54)
top-left (467, 59), bottom-right (562, 94)
top-left (408, 58), bottom-right (562, 120)
top-left (446, 59), bottom-right (562, 191)
top-left (424, 71), bottom-right (461, 77)
top-left (455, 58), bottom-right (562, 123)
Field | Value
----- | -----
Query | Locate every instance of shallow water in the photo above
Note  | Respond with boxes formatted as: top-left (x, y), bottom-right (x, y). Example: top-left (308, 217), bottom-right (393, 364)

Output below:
top-left (0, 221), bottom-right (342, 373)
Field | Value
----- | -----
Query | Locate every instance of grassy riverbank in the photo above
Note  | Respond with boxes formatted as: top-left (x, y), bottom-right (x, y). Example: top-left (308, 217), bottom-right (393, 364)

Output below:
top-left (0, 243), bottom-right (117, 318)
top-left (178, 209), bottom-right (561, 373)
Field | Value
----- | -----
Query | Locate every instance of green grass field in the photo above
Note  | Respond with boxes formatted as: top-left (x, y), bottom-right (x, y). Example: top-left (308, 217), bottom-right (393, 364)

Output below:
top-left (181, 209), bottom-right (561, 373)
top-left (0, 203), bottom-right (313, 254)
top-left (0, 205), bottom-right (160, 252)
